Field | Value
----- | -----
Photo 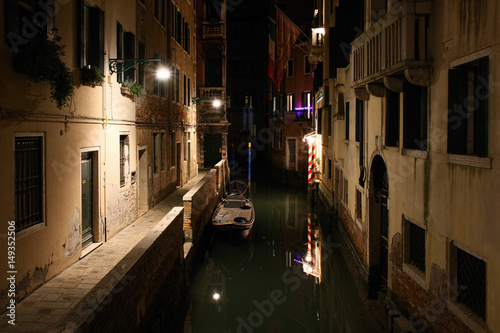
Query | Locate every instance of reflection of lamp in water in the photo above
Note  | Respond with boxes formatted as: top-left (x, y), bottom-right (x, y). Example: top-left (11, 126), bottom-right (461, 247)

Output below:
top-left (213, 292), bottom-right (220, 301)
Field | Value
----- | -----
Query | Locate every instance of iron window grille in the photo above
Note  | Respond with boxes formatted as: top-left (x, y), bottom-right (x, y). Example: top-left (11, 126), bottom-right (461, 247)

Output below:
top-left (15, 136), bottom-right (43, 232)
top-left (456, 247), bottom-right (486, 320)
top-left (408, 220), bottom-right (426, 273)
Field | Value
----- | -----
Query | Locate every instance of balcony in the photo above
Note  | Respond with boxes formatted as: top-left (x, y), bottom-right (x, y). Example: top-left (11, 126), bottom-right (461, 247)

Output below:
top-left (309, 27), bottom-right (325, 65)
top-left (352, 1), bottom-right (432, 91)
top-left (202, 21), bottom-right (224, 39)
top-left (197, 87), bottom-right (227, 123)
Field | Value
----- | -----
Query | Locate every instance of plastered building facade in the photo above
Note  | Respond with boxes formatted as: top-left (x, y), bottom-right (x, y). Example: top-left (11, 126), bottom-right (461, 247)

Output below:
top-left (0, 0), bottom-right (198, 311)
top-left (313, 0), bottom-right (500, 332)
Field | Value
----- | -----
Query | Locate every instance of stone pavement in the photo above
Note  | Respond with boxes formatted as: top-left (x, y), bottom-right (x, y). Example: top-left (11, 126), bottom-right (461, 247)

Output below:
top-left (0, 171), bottom-right (208, 333)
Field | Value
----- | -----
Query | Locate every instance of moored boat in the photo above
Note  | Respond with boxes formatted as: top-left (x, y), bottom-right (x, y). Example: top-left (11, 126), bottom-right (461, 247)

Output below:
top-left (212, 194), bottom-right (255, 240)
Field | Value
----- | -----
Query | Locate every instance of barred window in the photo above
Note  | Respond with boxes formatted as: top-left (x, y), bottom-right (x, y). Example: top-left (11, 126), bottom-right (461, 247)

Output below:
top-left (14, 135), bottom-right (44, 232)
top-left (356, 188), bottom-right (362, 220)
top-left (451, 243), bottom-right (486, 320)
top-left (404, 217), bottom-right (426, 274)
top-left (120, 135), bottom-right (129, 187)
top-left (343, 178), bottom-right (348, 204)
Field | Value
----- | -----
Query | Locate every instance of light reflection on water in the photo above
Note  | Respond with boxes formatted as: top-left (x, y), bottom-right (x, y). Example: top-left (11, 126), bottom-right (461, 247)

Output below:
top-left (188, 179), bottom-right (383, 333)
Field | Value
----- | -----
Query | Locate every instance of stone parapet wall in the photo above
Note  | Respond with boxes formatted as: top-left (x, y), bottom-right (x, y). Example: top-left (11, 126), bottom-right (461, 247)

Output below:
top-left (72, 207), bottom-right (185, 332)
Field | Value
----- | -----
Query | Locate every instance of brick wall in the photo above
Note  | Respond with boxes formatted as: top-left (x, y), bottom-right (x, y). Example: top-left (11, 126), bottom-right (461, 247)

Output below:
top-left (62, 207), bottom-right (186, 332)
top-left (339, 203), bottom-right (367, 264)
top-left (183, 169), bottom-right (220, 244)
top-left (390, 233), bottom-right (476, 333)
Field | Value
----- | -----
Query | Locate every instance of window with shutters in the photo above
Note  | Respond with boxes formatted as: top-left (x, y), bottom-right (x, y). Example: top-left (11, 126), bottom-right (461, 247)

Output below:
top-left (116, 22), bottom-right (135, 83)
top-left (344, 101), bottom-right (350, 141)
top-left (5, 0), bottom-right (55, 52)
top-left (79, 2), bottom-right (104, 73)
top-left (403, 216), bottom-right (426, 284)
top-left (385, 90), bottom-right (400, 147)
top-left (14, 134), bottom-right (44, 232)
top-left (448, 57), bottom-right (489, 157)
top-left (120, 135), bottom-right (129, 187)
top-left (403, 82), bottom-right (428, 150)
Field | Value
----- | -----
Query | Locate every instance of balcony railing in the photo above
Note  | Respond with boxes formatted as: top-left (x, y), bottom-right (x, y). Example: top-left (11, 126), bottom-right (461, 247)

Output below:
top-left (199, 87), bottom-right (225, 101)
top-left (197, 87), bottom-right (226, 123)
top-left (202, 21), bottom-right (224, 39)
top-left (352, 1), bottom-right (432, 87)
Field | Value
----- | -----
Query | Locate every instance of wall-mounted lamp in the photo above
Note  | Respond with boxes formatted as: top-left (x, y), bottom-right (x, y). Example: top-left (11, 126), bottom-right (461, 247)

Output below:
top-left (108, 58), bottom-right (168, 78)
top-left (192, 97), bottom-right (222, 108)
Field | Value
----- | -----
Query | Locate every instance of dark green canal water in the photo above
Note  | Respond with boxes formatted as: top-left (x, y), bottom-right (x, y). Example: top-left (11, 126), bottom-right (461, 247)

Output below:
top-left (187, 178), bottom-right (384, 333)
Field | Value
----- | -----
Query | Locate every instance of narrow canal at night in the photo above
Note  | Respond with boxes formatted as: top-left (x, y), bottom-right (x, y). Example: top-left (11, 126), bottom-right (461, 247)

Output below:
top-left (186, 176), bottom-right (385, 333)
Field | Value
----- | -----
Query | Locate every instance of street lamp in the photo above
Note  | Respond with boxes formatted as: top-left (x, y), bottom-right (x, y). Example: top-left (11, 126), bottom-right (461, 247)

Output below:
top-left (108, 58), bottom-right (167, 76)
top-left (192, 97), bottom-right (222, 108)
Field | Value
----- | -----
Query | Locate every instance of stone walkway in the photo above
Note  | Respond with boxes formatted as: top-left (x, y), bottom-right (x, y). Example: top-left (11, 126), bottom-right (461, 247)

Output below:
top-left (0, 171), bottom-right (207, 333)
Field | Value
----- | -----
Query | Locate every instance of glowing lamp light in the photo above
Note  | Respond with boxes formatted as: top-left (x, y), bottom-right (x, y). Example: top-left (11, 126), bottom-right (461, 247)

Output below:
top-left (212, 99), bottom-right (222, 108)
top-left (305, 254), bottom-right (312, 262)
top-left (213, 292), bottom-right (220, 301)
top-left (156, 68), bottom-right (170, 80)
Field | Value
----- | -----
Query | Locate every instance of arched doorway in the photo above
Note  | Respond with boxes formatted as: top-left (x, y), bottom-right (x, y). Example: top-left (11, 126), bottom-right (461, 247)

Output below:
top-left (368, 155), bottom-right (389, 298)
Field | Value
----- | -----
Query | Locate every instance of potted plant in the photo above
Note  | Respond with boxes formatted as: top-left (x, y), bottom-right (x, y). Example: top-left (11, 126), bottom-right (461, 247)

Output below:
top-left (81, 65), bottom-right (104, 87)
top-left (13, 31), bottom-right (74, 109)
top-left (121, 79), bottom-right (143, 97)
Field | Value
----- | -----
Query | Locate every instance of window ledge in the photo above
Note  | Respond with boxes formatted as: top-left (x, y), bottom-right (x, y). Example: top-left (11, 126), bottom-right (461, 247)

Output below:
top-left (355, 142), bottom-right (360, 147)
top-left (344, 139), bottom-right (349, 144)
top-left (402, 263), bottom-right (426, 289)
top-left (446, 154), bottom-right (491, 169)
top-left (447, 302), bottom-right (488, 333)
top-left (17, 223), bottom-right (46, 240)
top-left (80, 242), bottom-right (102, 259)
top-left (402, 149), bottom-right (427, 159)
top-left (355, 218), bottom-right (363, 230)
top-left (383, 146), bottom-right (399, 152)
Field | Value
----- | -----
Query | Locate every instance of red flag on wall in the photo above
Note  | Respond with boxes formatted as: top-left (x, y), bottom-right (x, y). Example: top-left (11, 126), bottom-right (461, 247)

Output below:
top-left (274, 8), bottom-right (301, 89)
top-left (268, 18), bottom-right (276, 81)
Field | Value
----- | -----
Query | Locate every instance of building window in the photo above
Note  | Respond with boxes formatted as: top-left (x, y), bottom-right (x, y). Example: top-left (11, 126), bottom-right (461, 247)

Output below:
top-left (345, 101), bottom-right (350, 141)
top-left (328, 159), bottom-right (332, 179)
top-left (288, 139), bottom-right (296, 164)
top-left (171, 132), bottom-right (176, 167)
top-left (154, 0), bottom-right (165, 26)
top-left (385, 90), bottom-right (400, 147)
top-left (120, 135), bottom-right (129, 187)
top-left (304, 55), bottom-right (311, 74)
top-left (286, 94), bottom-right (294, 112)
top-left (404, 217), bottom-right (426, 274)
top-left (184, 74), bottom-right (187, 105)
top-left (153, 53), bottom-right (165, 97)
top-left (403, 82), bottom-right (427, 150)
top-left (14, 135), bottom-right (44, 232)
top-left (138, 41), bottom-right (146, 89)
top-left (272, 97), bottom-right (277, 113)
top-left (79, 2), bottom-right (104, 73)
top-left (188, 77), bottom-right (191, 106)
top-left (175, 68), bottom-right (180, 102)
top-left (355, 99), bottom-right (363, 142)
top-left (450, 242), bottom-right (486, 320)
top-left (356, 188), bottom-right (362, 220)
top-left (343, 177), bottom-right (348, 204)
top-left (287, 59), bottom-right (294, 77)
top-left (183, 21), bottom-right (190, 53)
top-left (5, 1), bottom-right (54, 51)
top-left (448, 57), bottom-right (489, 157)
top-left (184, 132), bottom-right (188, 161)
top-left (328, 106), bottom-right (332, 136)
top-left (117, 22), bottom-right (135, 83)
